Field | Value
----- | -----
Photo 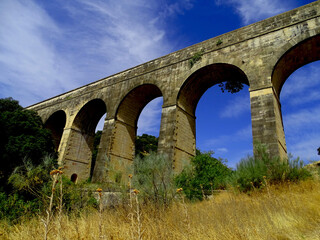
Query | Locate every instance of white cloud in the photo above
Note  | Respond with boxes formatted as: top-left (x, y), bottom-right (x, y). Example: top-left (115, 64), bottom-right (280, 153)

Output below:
top-left (204, 124), bottom-right (252, 147)
top-left (0, 0), bottom-right (193, 107)
top-left (137, 98), bottom-right (163, 136)
top-left (286, 132), bottom-right (320, 162)
top-left (215, 0), bottom-right (293, 25)
top-left (0, 0), bottom-right (77, 106)
top-left (216, 148), bottom-right (228, 154)
top-left (220, 94), bottom-right (250, 118)
top-left (283, 106), bottom-right (320, 132)
top-left (281, 62), bottom-right (320, 103)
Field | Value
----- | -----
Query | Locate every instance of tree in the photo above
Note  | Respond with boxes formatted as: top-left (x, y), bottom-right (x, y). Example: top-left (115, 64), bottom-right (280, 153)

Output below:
top-left (135, 134), bottom-right (158, 158)
top-left (318, 147), bottom-right (320, 155)
top-left (0, 98), bottom-right (55, 191)
top-left (175, 150), bottom-right (232, 200)
top-left (91, 130), bottom-right (102, 179)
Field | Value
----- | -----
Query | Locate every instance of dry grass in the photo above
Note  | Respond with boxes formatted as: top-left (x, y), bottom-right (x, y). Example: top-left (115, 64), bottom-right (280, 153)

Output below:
top-left (1, 180), bottom-right (320, 240)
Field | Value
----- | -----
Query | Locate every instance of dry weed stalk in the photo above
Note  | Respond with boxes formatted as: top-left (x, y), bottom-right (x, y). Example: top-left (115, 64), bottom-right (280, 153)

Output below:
top-left (176, 188), bottom-right (190, 235)
top-left (41, 169), bottom-right (62, 240)
top-left (97, 188), bottom-right (104, 239)
top-left (57, 167), bottom-right (64, 240)
top-left (133, 189), bottom-right (144, 240)
top-left (263, 176), bottom-right (271, 197)
top-left (128, 174), bottom-right (144, 240)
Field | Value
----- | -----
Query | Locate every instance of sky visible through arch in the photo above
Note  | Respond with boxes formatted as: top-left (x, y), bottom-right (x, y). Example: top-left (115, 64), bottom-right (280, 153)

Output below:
top-left (0, 0), bottom-right (319, 168)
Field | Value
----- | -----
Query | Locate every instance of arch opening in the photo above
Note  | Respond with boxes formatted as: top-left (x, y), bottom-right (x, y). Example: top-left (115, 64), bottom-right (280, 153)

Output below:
top-left (71, 173), bottom-right (78, 183)
top-left (44, 110), bottom-right (66, 152)
top-left (178, 63), bottom-right (249, 116)
top-left (272, 35), bottom-right (320, 162)
top-left (279, 61), bottom-right (320, 162)
top-left (110, 84), bottom-right (163, 179)
top-left (176, 63), bottom-right (250, 168)
top-left (272, 35), bottom-right (320, 98)
top-left (135, 97), bottom-right (163, 158)
top-left (65, 99), bottom-right (107, 181)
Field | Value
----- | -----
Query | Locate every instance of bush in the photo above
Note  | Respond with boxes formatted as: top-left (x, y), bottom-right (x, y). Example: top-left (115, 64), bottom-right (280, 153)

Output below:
top-left (132, 153), bottom-right (174, 206)
top-left (0, 192), bottom-right (40, 223)
top-left (8, 155), bottom-right (58, 201)
top-left (175, 151), bottom-right (232, 200)
top-left (228, 144), bottom-right (312, 192)
top-left (62, 178), bottom-right (98, 214)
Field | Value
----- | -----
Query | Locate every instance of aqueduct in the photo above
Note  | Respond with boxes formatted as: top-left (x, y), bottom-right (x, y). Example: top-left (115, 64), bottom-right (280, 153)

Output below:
top-left (27, 1), bottom-right (320, 183)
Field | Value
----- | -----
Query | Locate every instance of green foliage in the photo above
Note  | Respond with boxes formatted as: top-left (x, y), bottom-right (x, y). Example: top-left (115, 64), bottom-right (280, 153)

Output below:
top-left (0, 192), bottom-right (40, 223)
top-left (0, 98), bottom-right (55, 191)
top-left (8, 155), bottom-right (58, 200)
top-left (61, 178), bottom-right (98, 213)
top-left (218, 80), bottom-right (244, 94)
top-left (175, 150), bottom-right (232, 200)
top-left (8, 154), bottom-right (97, 219)
top-left (216, 39), bottom-right (223, 46)
top-left (189, 50), bottom-right (204, 68)
top-left (135, 134), bottom-right (158, 158)
top-left (229, 144), bottom-right (312, 192)
top-left (91, 130), bottom-right (102, 178)
top-left (1, 155), bottom-right (57, 223)
top-left (133, 153), bottom-right (174, 206)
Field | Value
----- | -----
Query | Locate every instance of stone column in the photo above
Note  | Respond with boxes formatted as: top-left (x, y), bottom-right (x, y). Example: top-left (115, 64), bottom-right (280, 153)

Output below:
top-left (250, 86), bottom-right (287, 159)
top-left (158, 104), bottom-right (196, 172)
top-left (59, 127), bottom-right (94, 181)
top-left (92, 118), bottom-right (116, 183)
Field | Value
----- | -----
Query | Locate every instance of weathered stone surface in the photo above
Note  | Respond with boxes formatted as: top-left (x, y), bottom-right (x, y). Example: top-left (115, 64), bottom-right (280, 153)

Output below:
top-left (27, 2), bottom-right (320, 183)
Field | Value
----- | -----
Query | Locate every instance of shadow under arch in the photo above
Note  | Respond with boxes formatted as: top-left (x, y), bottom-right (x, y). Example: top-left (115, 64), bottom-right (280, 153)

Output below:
top-left (44, 110), bottom-right (66, 152)
top-left (272, 34), bottom-right (320, 98)
top-left (64, 98), bottom-right (107, 181)
top-left (174, 63), bottom-right (249, 169)
top-left (109, 84), bottom-right (163, 181)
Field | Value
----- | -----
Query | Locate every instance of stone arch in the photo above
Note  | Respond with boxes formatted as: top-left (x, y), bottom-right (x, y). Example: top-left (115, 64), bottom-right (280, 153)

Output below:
top-left (108, 84), bottom-right (163, 180)
top-left (44, 110), bottom-right (66, 152)
top-left (272, 34), bottom-right (320, 98)
top-left (173, 63), bottom-right (249, 169)
top-left (270, 34), bottom-right (320, 159)
top-left (178, 63), bottom-right (249, 115)
top-left (63, 98), bottom-right (107, 181)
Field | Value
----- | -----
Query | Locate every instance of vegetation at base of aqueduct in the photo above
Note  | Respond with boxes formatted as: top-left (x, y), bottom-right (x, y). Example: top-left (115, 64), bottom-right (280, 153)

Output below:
top-left (0, 97), bottom-right (319, 240)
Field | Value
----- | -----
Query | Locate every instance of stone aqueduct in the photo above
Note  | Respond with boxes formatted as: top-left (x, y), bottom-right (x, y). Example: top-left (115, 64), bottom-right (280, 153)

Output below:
top-left (28, 2), bottom-right (320, 183)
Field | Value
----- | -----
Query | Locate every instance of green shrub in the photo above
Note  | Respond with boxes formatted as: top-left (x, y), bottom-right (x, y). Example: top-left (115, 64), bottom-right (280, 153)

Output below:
top-left (228, 144), bottom-right (312, 192)
top-left (0, 192), bottom-right (40, 223)
top-left (132, 153), bottom-right (174, 206)
top-left (175, 151), bottom-right (232, 200)
top-left (62, 178), bottom-right (98, 213)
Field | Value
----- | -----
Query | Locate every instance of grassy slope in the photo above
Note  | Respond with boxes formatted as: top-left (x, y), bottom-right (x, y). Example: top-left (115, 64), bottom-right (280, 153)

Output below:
top-left (1, 180), bottom-right (320, 240)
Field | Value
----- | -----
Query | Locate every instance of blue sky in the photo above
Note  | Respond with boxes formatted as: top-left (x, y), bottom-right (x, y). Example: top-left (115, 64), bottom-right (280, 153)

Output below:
top-left (0, 0), bottom-right (319, 168)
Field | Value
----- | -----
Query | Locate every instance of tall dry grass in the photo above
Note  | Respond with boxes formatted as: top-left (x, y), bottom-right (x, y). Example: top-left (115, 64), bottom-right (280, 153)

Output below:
top-left (1, 180), bottom-right (320, 240)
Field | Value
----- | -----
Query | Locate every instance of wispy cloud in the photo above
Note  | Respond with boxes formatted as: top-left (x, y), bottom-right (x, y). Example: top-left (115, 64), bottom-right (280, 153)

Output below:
top-left (283, 105), bottom-right (320, 132)
top-left (281, 62), bottom-right (320, 104)
top-left (0, 0), bottom-right (192, 107)
top-left (204, 124), bottom-right (252, 147)
top-left (215, 0), bottom-right (294, 25)
top-left (287, 132), bottom-right (320, 162)
top-left (220, 93), bottom-right (250, 118)
top-left (0, 0), bottom-right (77, 106)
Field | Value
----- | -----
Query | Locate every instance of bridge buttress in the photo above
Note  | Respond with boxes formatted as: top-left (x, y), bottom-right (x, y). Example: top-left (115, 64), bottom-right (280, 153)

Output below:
top-left (250, 86), bottom-right (287, 160)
